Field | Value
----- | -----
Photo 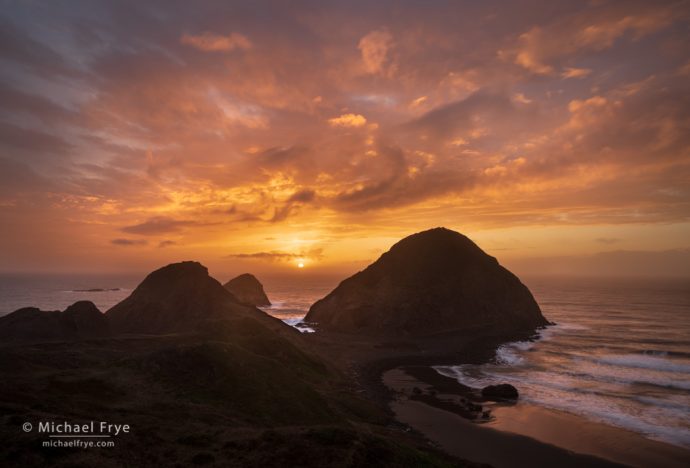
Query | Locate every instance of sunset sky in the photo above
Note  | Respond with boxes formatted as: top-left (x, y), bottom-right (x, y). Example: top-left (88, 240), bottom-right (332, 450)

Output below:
top-left (1, 0), bottom-right (689, 277)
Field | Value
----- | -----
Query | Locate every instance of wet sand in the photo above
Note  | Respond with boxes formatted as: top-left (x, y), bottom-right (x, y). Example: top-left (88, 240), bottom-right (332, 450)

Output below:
top-left (384, 366), bottom-right (690, 468)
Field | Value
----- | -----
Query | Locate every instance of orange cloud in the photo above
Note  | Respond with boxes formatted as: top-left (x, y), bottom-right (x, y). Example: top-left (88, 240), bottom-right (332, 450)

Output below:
top-left (561, 67), bottom-right (592, 79)
top-left (409, 96), bottom-right (428, 108)
top-left (509, 5), bottom-right (676, 75)
top-left (358, 29), bottom-right (394, 75)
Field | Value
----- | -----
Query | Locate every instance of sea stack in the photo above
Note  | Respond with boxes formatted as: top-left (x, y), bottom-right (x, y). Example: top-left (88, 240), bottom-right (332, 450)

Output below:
top-left (106, 261), bottom-right (265, 334)
top-left (0, 300), bottom-right (109, 342)
top-left (224, 273), bottom-right (271, 307)
top-left (306, 227), bottom-right (548, 336)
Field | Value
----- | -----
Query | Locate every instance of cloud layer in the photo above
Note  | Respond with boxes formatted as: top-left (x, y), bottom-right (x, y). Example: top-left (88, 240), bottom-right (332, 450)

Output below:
top-left (0, 0), bottom-right (688, 273)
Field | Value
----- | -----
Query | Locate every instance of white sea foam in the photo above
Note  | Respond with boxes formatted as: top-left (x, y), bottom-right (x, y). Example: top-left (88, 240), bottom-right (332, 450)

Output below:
top-left (280, 317), bottom-right (316, 333)
top-left (495, 343), bottom-right (529, 365)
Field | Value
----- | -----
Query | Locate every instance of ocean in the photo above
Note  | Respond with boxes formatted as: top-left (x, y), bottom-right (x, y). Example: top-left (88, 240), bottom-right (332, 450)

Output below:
top-left (436, 277), bottom-right (690, 449)
top-left (0, 273), bottom-right (339, 323)
top-left (1, 274), bottom-right (688, 449)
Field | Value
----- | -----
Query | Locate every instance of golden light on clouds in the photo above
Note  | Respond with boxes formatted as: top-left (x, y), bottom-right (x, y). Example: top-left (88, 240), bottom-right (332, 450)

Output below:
top-left (328, 113), bottom-right (368, 128)
top-left (0, 1), bottom-right (688, 277)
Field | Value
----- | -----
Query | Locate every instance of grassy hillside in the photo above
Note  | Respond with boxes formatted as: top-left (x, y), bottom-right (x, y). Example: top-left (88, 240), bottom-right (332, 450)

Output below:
top-left (0, 316), bottom-right (474, 467)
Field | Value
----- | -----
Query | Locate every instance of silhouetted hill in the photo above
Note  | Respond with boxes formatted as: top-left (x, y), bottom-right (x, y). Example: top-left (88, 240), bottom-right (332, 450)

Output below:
top-left (224, 273), bottom-right (271, 306)
top-left (306, 227), bottom-right (548, 336)
top-left (0, 300), bottom-right (109, 342)
top-left (106, 261), bottom-right (275, 334)
top-left (0, 261), bottom-right (470, 467)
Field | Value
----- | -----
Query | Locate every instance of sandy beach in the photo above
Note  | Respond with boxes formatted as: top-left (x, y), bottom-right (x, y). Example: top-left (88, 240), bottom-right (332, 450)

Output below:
top-left (383, 366), bottom-right (690, 468)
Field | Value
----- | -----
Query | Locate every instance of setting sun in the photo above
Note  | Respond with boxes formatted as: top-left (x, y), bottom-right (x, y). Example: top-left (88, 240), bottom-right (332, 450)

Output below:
top-left (297, 261), bottom-right (305, 269)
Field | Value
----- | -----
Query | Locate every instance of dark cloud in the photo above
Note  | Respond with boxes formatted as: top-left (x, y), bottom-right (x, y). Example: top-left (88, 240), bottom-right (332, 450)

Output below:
top-left (288, 189), bottom-right (316, 203)
top-left (0, 158), bottom-right (52, 196)
top-left (0, 121), bottom-right (72, 155)
top-left (225, 248), bottom-right (323, 262)
top-left (225, 251), bottom-right (300, 261)
top-left (596, 238), bottom-right (621, 245)
top-left (332, 145), bottom-right (475, 212)
top-left (158, 240), bottom-right (177, 248)
top-left (111, 238), bottom-right (148, 246)
top-left (271, 188), bottom-right (317, 222)
top-left (0, 18), bottom-right (81, 78)
top-left (404, 92), bottom-right (517, 138)
top-left (256, 146), bottom-right (313, 172)
top-left (0, 83), bottom-right (78, 124)
top-left (121, 217), bottom-right (195, 235)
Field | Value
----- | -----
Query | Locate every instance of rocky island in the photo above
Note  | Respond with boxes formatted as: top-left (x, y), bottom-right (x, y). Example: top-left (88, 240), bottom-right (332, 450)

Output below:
top-left (223, 273), bottom-right (272, 307)
top-left (106, 262), bottom-right (278, 334)
top-left (306, 227), bottom-right (548, 336)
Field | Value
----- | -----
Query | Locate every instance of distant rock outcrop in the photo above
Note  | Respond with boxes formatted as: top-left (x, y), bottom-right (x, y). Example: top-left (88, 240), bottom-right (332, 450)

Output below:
top-left (224, 273), bottom-right (271, 307)
top-left (0, 300), bottom-right (109, 342)
top-left (305, 227), bottom-right (548, 336)
top-left (106, 261), bottom-right (277, 334)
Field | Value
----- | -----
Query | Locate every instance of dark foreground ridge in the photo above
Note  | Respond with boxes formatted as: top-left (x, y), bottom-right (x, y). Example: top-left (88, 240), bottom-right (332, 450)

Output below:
top-left (1, 260), bottom-right (474, 467)
top-left (306, 227), bottom-right (548, 336)
top-left (0, 300), bottom-right (109, 342)
top-left (224, 273), bottom-right (272, 307)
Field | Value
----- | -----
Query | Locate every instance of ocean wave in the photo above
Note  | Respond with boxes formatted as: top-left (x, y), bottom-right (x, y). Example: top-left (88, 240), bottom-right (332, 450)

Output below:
top-left (281, 317), bottom-right (315, 333)
top-left (638, 349), bottom-right (690, 359)
top-left (439, 357), bottom-right (690, 398)
top-left (495, 342), bottom-right (533, 366)
top-left (435, 365), bottom-right (690, 448)
top-left (529, 394), bottom-right (690, 449)
top-left (633, 395), bottom-right (690, 412)
top-left (532, 355), bottom-right (690, 391)
top-left (551, 367), bottom-right (690, 392)
top-left (593, 354), bottom-right (690, 374)
top-left (550, 322), bottom-right (590, 331)
top-left (492, 322), bottom-right (583, 366)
